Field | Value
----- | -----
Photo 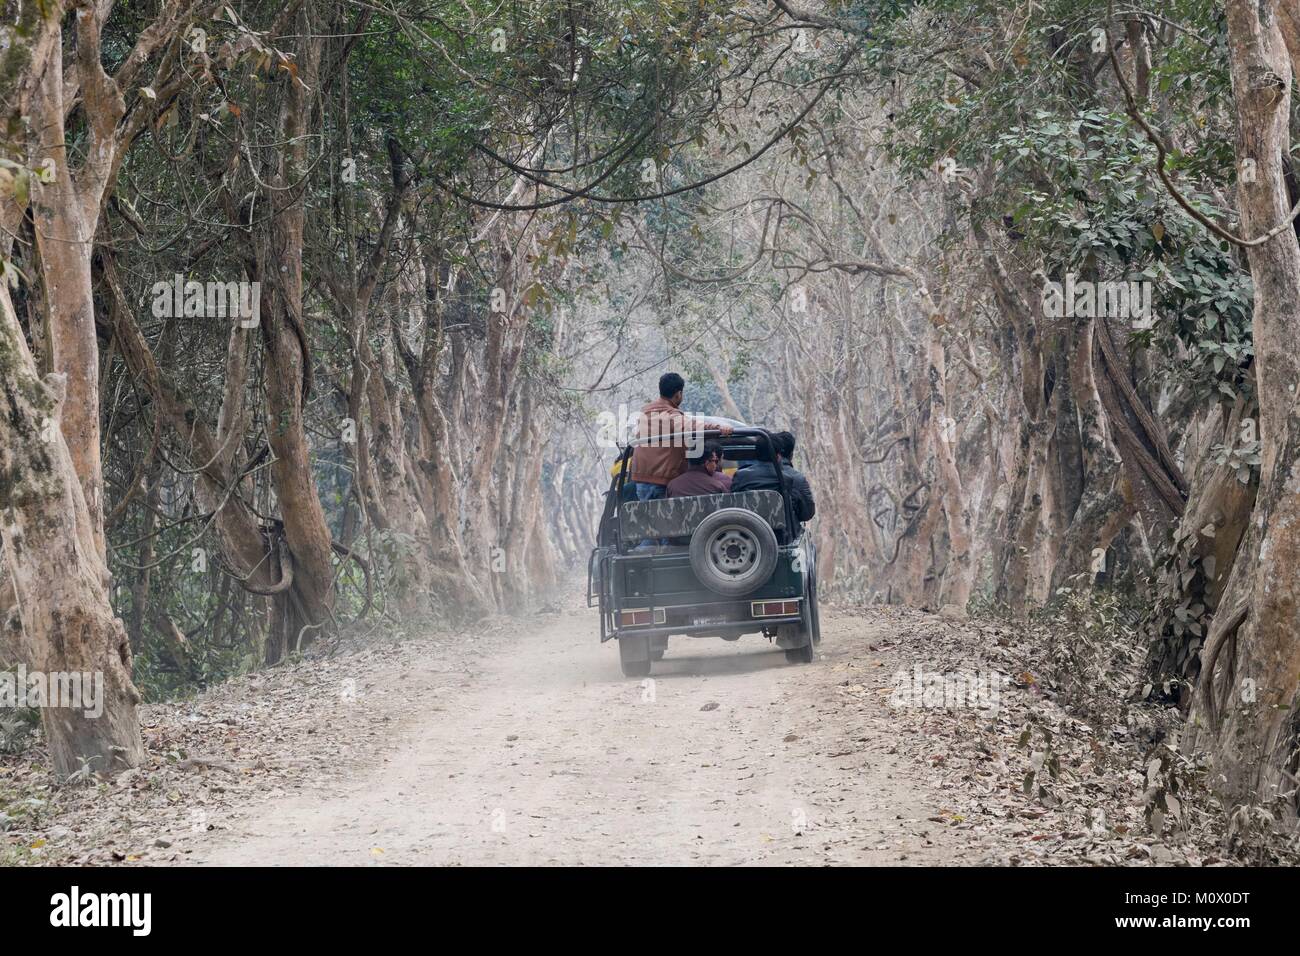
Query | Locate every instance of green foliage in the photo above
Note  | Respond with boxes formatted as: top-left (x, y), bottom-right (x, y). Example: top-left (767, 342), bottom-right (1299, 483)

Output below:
top-left (345, 0), bottom-right (750, 200)
top-left (991, 109), bottom-right (1253, 403)
top-left (0, 704), bottom-right (39, 755)
top-left (1212, 437), bottom-right (1261, 484)
top-left (878, 0), bottom-right (1252, 408)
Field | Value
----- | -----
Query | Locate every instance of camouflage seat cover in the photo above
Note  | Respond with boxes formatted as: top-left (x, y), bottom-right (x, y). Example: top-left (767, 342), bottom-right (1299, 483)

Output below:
top-left (619, 490), bottom-right (786, 540)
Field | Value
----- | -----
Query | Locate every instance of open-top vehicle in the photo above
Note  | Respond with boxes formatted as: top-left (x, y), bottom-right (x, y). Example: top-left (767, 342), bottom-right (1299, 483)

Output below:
top-left (587, 427), bottom-right (821, 677)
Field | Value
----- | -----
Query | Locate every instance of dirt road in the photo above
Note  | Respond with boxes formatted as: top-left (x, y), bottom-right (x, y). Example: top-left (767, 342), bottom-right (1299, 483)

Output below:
top-left (189, 607), bottom-right (973, 865)
top-left (17, 595), bottom-right (1195, 866)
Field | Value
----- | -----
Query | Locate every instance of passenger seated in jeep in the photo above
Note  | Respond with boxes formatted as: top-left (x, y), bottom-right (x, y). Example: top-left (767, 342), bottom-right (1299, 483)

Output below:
top-left (730, 430), bottom-right (816, 523)
top-left (666, 441), bottom-right (729, 498)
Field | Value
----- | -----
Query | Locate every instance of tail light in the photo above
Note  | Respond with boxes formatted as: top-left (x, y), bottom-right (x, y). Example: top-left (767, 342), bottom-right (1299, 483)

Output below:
top-left (620, 608), bottom-right (666, 627)
top-left (751, 600), bottom-right (800, 617)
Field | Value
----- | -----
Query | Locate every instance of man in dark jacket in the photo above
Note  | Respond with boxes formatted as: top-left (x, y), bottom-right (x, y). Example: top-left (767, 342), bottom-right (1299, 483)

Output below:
top-left (731, 430), bottom-right (816, 523)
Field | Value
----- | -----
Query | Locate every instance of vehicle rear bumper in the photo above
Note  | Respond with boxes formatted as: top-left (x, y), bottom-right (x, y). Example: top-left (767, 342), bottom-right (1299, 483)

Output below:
top-left (612, 615), bottom-right (802, 641)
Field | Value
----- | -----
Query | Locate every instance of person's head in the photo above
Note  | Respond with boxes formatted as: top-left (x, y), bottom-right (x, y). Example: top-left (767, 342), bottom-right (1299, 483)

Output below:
top-left (690, 440), bottom-right (723, 474)
top-left (659, 372), bottom-right (685, 407)
top-left (773, 431), bottom-right (796, 463)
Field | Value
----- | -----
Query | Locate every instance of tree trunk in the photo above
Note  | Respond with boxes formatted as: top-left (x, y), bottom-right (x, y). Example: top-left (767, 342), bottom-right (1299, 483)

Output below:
top-left (259, 32), bottom-right (336, 659)
top-left (1146, 401), bottom-right (1256, 706)
top-left (27, 27), bottom-right (107, 560)
top-left (1186, 0), bottom-right (1300, 805)
top-left (0, 283), bottom-right (142, 777)
top-left (926, 323), bottom-right (975, 610)
top-left (1048, 317), bottom-right (1131, 593)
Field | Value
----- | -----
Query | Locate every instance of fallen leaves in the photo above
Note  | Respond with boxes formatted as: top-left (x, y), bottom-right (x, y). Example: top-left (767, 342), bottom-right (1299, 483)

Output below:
top-left (1, 615), bottom-right (518, 866)
top-left (826, 603), bottom-right (1277, 867)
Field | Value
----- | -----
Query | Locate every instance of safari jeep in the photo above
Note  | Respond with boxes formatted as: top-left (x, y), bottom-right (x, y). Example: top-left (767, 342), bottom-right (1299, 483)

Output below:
top-left (587, 427), bottom-right (821, 677)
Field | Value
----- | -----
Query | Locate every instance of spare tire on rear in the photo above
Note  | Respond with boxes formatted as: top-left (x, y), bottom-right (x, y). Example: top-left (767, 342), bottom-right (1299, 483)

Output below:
top-left (689, 507), bottom-right (779, 597)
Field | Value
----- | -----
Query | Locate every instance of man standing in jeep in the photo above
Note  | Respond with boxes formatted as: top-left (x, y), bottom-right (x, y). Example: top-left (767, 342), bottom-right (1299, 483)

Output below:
top-left (630, 373), bottom-right (731, 502)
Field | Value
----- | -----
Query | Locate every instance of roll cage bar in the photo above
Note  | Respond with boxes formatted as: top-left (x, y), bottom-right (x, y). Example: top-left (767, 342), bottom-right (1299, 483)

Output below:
top-left (600, 427), bottom-right (797, 545)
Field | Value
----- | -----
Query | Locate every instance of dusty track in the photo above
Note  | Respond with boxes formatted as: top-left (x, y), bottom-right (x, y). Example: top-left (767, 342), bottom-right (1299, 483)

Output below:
top-left (189, 608), bottom-right (971, 865)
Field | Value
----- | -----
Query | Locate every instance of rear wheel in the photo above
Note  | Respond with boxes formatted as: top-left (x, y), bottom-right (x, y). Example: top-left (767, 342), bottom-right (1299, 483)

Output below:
top-left (620, 655), bottom-right (652, 677)
top-left (784, 639), bottom-right (814, 664)
top-left (650, 636), bottom-right (668, 661)
top-left (618, 634), bottom-right (652, 677)
top-left (807, 558), bottom-right (822, 646)
top-left (777, 623), bottom-right (814, 664)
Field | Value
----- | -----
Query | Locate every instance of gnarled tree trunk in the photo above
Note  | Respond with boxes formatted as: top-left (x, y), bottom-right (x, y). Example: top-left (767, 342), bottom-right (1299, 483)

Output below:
top-left (1186, 0), bottom-right (1300, 806)
top-left (258, 31), bottom-right (336, 661)
top-left (0, 283), bottom-right (142, 777)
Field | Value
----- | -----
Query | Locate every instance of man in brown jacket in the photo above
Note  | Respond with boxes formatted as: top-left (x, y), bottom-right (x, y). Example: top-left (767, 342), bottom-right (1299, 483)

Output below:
top-left (630, 373), bottom-right (731, 502)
